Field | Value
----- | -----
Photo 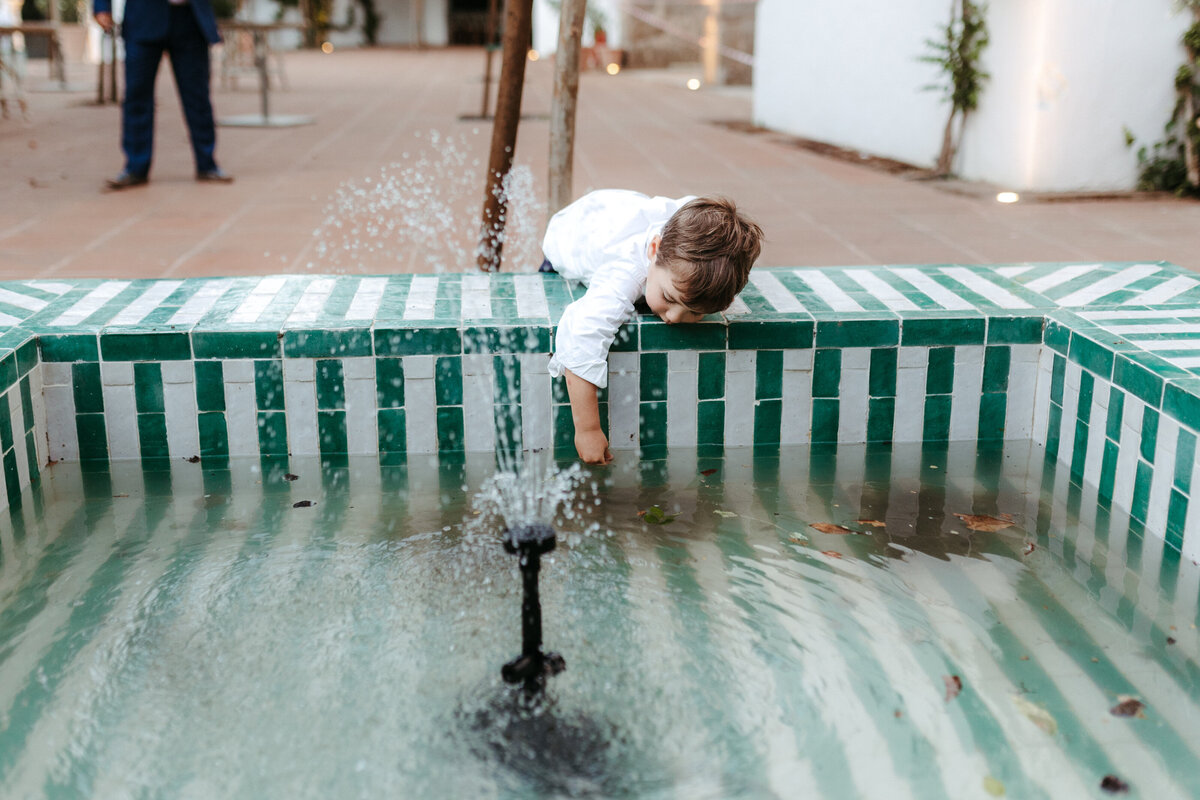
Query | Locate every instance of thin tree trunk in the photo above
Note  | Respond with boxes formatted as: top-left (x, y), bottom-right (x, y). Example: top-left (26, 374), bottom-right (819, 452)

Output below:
top-left (1186, 8), bottom-right (1200, 187)
top-left (702, 0), bottom-right (722, 86)
top-left (935, 110), bottom-right (956, 177)
top-left (481, 0), bottom-right (499, 117)
top-left (477, 0), bottom-right (534, 272)
top-left (548, 0), bottom-right (587, 218)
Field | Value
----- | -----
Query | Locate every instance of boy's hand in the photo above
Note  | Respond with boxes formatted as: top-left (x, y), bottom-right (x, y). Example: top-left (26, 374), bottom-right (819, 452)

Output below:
top-left (575, 429), bottom-right (613, 465)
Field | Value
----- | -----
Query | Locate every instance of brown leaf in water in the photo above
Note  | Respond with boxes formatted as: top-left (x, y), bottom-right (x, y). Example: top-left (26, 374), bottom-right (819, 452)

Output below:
top-left (185, 455), bottom-right (201, 464)
top-left (857, 519), bottom-right (886, 528)
top-left (700, 468), bottom-right (717, 476)
top-left (284, 473), bottom-right (300, 481)
top-left (1167, 636), bottom-right (1177, 645)
top-left (293, 500), bottom-right (315, 508)
top-left (1023, 542), bottom-right (1036, 555)
top-left (820, 550), bottom-right (843, 559)
top-left (810, 522), bottom-right (854, 535)
top-left (944, 675), bottom-right (963, 702)
top-left (1109, 697), bottom-right (1145, 718)
top-left (1100, 775), bottom-right (1130, 794)
top-left (953, 513), bottom-right (1014, 532)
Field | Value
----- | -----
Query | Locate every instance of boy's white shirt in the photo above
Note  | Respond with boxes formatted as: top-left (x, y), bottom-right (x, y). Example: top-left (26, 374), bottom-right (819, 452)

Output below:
top-left (544, 190), bottom-right (696, 388)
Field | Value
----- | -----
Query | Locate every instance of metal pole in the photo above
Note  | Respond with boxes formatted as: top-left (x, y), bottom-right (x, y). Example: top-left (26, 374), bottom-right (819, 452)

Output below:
top-left (476, 0), bottom-right (534, 272)
top-left (547, 0), bottom-right (585, 219)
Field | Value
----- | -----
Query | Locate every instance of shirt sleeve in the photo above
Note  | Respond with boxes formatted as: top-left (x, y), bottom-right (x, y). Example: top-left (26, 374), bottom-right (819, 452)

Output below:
top-left (549, 260), bottom-right (645, 389)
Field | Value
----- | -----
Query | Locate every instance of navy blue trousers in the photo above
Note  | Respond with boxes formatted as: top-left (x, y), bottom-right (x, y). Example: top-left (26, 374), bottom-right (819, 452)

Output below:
top-left (122, 4), bottom-right (217, 176)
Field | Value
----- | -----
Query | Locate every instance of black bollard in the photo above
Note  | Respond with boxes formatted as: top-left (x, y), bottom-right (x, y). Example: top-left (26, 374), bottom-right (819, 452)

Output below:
top-left (501, 524), bottom-right (566, 693)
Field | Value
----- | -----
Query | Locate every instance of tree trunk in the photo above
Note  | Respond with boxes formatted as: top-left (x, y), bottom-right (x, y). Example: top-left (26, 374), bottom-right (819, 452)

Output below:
top-left (702, 0), bottom-right (722, 86)
top-left (477, 0), bottom-right (534, 272)
top-left (480, 0), bottom-right (499, 117)
top-left (935, 110), bottom-right (956, 177)
top-left (1186, 8), bottom-right (1200, 188)
top-left (548, 0), bottom-right (587, 218)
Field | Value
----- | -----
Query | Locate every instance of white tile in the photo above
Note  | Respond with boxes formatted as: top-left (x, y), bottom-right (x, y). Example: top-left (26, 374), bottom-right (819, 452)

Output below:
top-left (283, 357), bottom-right (315, 383)
top-left (224, 359), bottom-right (255, 384)
top-left (160, 361), bottom-right (194, 384)
top-left (50, 281), bottom-right (131, 326)
top-left (1010, 344), bottom-right (1042, 364)
top-left (229, 276), bottom-right (287, 324)
top-left (103, 384), bottom-right (139, 460)
top-left (1122, 396), bottom-right (1145, 447)
top-left (520, 365), bottom-right (552, 451)
top-left (100, 361), bottom-right (133, 386)
top-left (608, 368), bottom-right (640, 449)
top-left (1181, 487), bottom-right (1200, 563)
top-left (286, 277), bottom-right (336, 325)
top-left (345, 277), bottom-right (388, 321)
top-left (941, 267), bottom-right (1032, 309)
top-left (837, 357), bottom-right (868, 443)
top-left (949, 347), bottom-right (984, 441)
top-left (667, 368), bottom-right (698, 447)
top-left (1146, 417), bottom-right (1181, 537)
top-left (9, 394), bottom-right (28, 490)
top-left (29, 366), bottom-right (46, 468)
top-left (1083, 383), bottom-right (1109, 488)
top-left (462, 354), bottom-right (493, 377)
top-left (404, 379), bottom-right (437, 454)
top-left (403, 276), bottom-right (439, 320)
top-left (726, 350), bottom-right (756, 372)
top-left (1155, 416), bottom-right (1180, 480)
top-left (890, 268), bottom-right (973, 311)
top-left (780, 368), bottom-right (812, 444)
top-left (793, 269), bottom-right (863, 312)
top-left (667, 350), bottom-right (698, 373)
top-left (897, 346), bottom-right (928, 368)
top-left (514, 275), bottom-right (550, 319)
top-left (783, 349), bottom-right (813, 371)
top-left (223, 383), bottom-right (258, 457)
top-left (893, 367), bottom-right (927, 442)
top-left (1005, 357), bottom-right (1038, 440)
top-left (42, 385), bottom-right (77, 462)
top-left (841, 347), bottom-right (870, 372)
top-left (168, 279), bottom-right (234, 325)
top-left (1057, 264), bottom-right (1161, 307)
top-left (846, 269), bottom-right (918, 311)
top-left (748, 270), bottom-right (805, 313)
top-left (1112, 421), bottom-right (1141, 513)
top-left (403, 355), bottom-right (435, 381)
top-left (283, 378), bottom-right (318, 455)
top-left (461, 274), bottom-right (493, 319)
top-left (609, 352), bottom-right (639, 375)
top-left (1023, 264), bottom-right (1100, 294)
top-left (462, 372), bottom-right (496, 452)
top-left (110, 281), bottom-right (183, 326)
top-left (41, 362), bottom-right (72, 387)
top-left (344, 377), bottom-right (378, 455)
top-left (341, 356), bottom-right (375, 381)
top-left (163, 381), bottom-right (200, 458)
top-left (724, 357), bottom-right (756, 446)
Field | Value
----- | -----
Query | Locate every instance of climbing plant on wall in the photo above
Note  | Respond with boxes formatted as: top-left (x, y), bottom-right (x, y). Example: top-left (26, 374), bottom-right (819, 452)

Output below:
top-left (1134, 2), bottom-right (1200, 195)
top-left (921, 0), bottom-right (990, 177)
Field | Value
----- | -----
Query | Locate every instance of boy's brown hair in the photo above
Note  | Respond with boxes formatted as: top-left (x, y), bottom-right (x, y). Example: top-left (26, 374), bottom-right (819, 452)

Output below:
top-left (657, 196), bottom-right (764, 313)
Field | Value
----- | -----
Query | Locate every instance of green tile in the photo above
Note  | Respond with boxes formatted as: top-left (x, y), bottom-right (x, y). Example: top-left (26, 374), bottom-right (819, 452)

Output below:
top-left (552, 375), bottom-right (569, 405)
top-left (133, 362), bottom-right (164, 413)
top-left (375, 358), bottom-right (405, 408)
top-left (812, 349), bottom-right (841, 398)
top-left (255, 360), bottom-right (286, 410)
top-left (1076, 370), bottom-right (1094, 422)
top-left (1046, 403), bottom-right (1063, 462)
top-left (194, 362), bottom-right (226, 412)
top-left (257, 412), bottom-right (288, 456)
top-left (1099, 440), bottom-right (1119, 501)
top-left (1070, 417), bottom-right (1089, 480)
top-left (755, 351), bottom-right (783, 400)
top-left (639, 322), bottom-right (726, 351)
top-left (727, 320), bottom-right (813, 350)
top-left (811, 398), bottom-right (839, 443)
top-left (435, 356), bottom-right (462, 406)
top-left (610, 324), bottom-right (638, 353)
top-left (137, 413), bottom-right (169, 459)
top-left (1166, 490), bottom-right (1188, 551)
top-left (15, 338), bottom-right (38, 376)
top-left (0, 396), bottom-right (12, 452)
top-left (553, 404), bottom-right (574, 455)
top-left (925, 348), bottom-right (955, 395)
top-left (1113, 355), bottom-right (1163, 408)
top-left (901, 316), bottom-right (984, 346)
top-left (1050, 354), bottom-right (1066, 405)
top-left (437, 406), bottom-right (465, 452)
top-left (316, 360), bottom-right (346, 410)
top-left (1175, 428), bottom-right (1196, 494)
top-left (1044, 318), bottom-right (1070, 354)
top-left (754, 399), bottom-right (782, 445)
top-left (640, 353), bottom-right (667, 402)
top-left (869, 348), bottom-right (897, 398)
top-left (815, 318), bottom-right (898, 348)
top-left (76, 412), bottom-right (108, 461)
top-left (192, 331), bottom-right (281, 359)
top-left (1068, 333), bottom-right (1114, 379)
top-left (982, 346), bottom-right (1010, 393)
top-left (1105, 390), bottom-right (1124, 442)
top-left (39, 334), bottom-right (99, 362)
top-left (639, 401), bottom-right (667, 449)
top-left (1140, 407), bottom-right (1159, 464)
top-left (494, 405), bottom-right (523, 454)
top-left (318, 410), bottom-right (348, 455)
top-left (377, 409), bottom-right (406, 453)
top-left (72, 362), bottom-right (104, 413)
top-left (374, 327), bottom-right (462, 357)
top-left (923, 394), bottom-right (952, 441)
top-left (101, 332), bottom-right (191, 362)
top-left (282, 328), bottom-right (372, 358)
top-left (493, 355), bottom-right (522, 406)
top-left (0, 352), bottom-right (15, 392)
top-left (464, 326), bottom-right (552, 354)
top-left (977, 392), bottom-right (1007, 441)
top-left (988, 315), bottom-right (1044, 345)
top-left (3, 450), bottom-right (19, 507)
top-left (19, 376), bottom-right (34, 433)
top-left (198, 411), bottom-right (229, 457)
top-left (697, 400), bottom-right (724, 446)
top-left (23, 431), bottom-right (39, 484)
top-left (1163, 380), bottom-right (1200, 432)
top-left (697, 352), bottom-right (726, 400)
top-left (1130, 459), bottom-right (1153, 523)
top-left (867, 397), bottom-right (895, 442)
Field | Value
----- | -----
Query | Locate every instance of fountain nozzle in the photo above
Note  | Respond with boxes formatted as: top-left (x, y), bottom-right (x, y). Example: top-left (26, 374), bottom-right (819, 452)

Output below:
top-left (501, 524), bottom-right (565, 693)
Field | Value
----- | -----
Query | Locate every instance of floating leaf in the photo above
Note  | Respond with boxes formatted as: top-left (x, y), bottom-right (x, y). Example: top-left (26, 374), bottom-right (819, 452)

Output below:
top-left (857, 519), bottom-right (886, 528)
top-left (953, 513), bottom-right (1014, 532)
top-left (1023, 542), bottom-right (1036, 555)
top-left (1167, 636), bottom-right (1177, 645)
top-left (983, 775), bottom-right (1006, 796)
top-left (700, 468), bottom-right (717, 476)
top-left (1012, 695), bottom-right (1058, 735)
top-left (944, 674), bottom-right (963, 701)
top-left (810, 522), bottom-right (854, 535)
top-left (293, 500), bottom-right (315, 508)
top-left (1100, 775), bottom-right (1130, 794)
top-left (284, 473), bottom-right (300, 481)
top-left (185, 455), bottom-right (201, 464)
top-left (1109, 697), bottom-right (1145, 718)
top-left (714, 510), bottom-right (738, 518)
top-left (640, 505), bottom-right (676, 525)
top-left (820, 550), bottom-right (843, 559)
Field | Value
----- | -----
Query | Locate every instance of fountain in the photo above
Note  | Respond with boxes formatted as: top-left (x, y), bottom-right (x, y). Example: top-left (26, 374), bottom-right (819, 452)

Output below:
top-left (500, 523), bottom-right (566, 693)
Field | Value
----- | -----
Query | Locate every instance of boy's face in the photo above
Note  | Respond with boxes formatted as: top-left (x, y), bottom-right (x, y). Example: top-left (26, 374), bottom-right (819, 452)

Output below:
top-left (646, 242), bottom-right (705, 325)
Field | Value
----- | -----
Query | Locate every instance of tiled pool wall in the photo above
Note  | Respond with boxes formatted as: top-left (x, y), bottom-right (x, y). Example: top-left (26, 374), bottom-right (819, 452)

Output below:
top-left (1, 264), bottom-right (1200, 561)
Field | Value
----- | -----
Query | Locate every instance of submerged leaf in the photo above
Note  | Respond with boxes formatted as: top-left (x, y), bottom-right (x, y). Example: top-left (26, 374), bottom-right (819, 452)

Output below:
top-left (714, 510), bottom-right (738, 518)
top-left (953, 513), bottom-right (1014, 532)
top-left (640, 505), bottom-right (676, 525)
top-left (700, 468), bottom-right (717, 476)
top-left (820, 550), bottom-right (843, 559)
top-left (284, 473), bottom-right (300, 481)
top-left (1012, 695), bottom-right (1057, 735)
top-left (293, 500), bottom-right (315, 508)
top-left (983, 775), bottom-right (1006, 796)
top-left (810, 522), bottom-right (854, 535)
top-left (1109, 697), bottom-right (1145, 718)
top-left (944, 674), bottom-right (963, 701)
top-left (1100, 775), bottom-right (1130, 794)
top-left (1023, 542), bottom-right (1036, 555)
top-left (857, 519), bottom-right (886, 528)
top-left (185, 455), bottom-right (201, 464)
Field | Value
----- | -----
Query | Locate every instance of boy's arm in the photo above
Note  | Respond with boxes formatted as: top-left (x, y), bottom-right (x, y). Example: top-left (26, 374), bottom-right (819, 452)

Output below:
top-left (565, 369), bottom-right (613, 465)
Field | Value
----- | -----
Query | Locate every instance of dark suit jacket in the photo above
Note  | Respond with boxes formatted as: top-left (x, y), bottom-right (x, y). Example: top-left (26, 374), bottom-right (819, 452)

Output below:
top-left (94, 0), bottom-right (221, 45)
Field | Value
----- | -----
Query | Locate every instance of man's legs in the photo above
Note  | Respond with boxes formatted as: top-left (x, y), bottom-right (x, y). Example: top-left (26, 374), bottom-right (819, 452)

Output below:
top-left (121, 37), bottom-right (165, 177)
top-left (166, 5), bottom-right (218, 174)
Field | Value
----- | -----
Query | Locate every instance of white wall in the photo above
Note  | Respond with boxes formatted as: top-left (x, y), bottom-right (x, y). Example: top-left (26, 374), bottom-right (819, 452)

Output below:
top-left (753, 0), bottom-right (1191, 192)
top-left (533, 0), bottom-right (624, 55)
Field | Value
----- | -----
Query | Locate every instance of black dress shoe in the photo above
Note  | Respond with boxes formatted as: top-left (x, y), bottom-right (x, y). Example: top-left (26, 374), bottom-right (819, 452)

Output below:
top-left (196, 168), bottom-right (234, 183)
top-left (104, 171), bottom-right (148, 191)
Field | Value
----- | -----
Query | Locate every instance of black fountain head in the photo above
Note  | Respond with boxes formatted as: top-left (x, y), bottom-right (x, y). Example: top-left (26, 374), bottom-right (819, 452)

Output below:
top-left (502, 523), bottom-right (557, 557)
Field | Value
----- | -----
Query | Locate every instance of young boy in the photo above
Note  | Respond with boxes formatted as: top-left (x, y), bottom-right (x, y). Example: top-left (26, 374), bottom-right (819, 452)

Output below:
top-left (543, 190), bottom-right (764, 464)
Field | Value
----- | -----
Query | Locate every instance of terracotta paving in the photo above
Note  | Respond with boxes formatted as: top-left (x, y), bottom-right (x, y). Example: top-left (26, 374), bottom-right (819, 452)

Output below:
top-left (2, 46), bottom-right (1200, 279)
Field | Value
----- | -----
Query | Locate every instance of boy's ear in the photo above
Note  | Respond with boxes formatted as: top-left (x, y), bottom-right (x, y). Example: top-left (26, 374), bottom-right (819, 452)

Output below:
top-left (647, 236), bottom-right (660, 262)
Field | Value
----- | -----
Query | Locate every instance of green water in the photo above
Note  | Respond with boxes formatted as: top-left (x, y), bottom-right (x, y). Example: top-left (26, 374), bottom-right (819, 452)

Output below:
top-left (0, 443), bottom-right (1197, 799)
